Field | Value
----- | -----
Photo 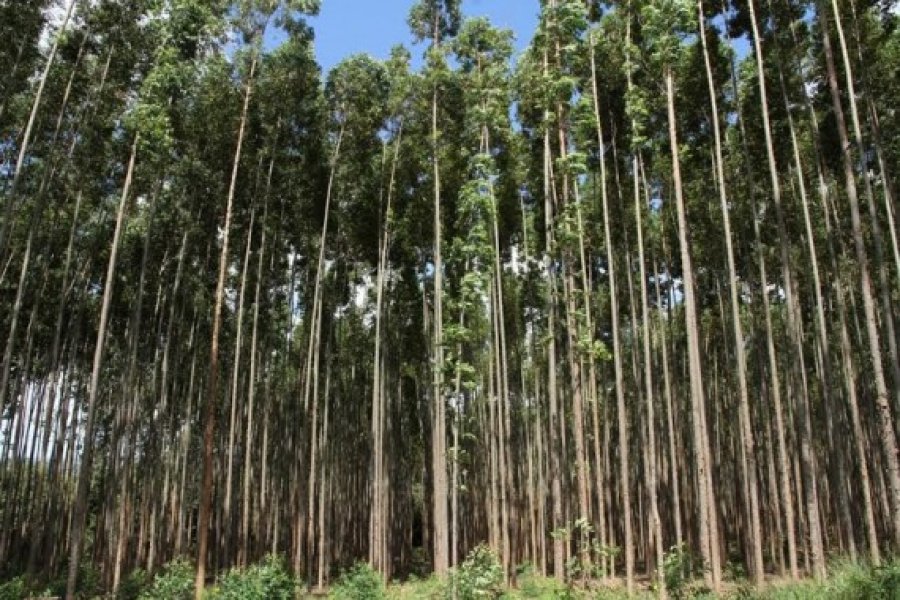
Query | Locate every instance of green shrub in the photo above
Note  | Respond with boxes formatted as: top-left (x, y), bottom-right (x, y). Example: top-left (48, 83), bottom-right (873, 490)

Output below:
top-left (663, 543), bottom-right (709, 600)
top-left (829, 559), bottom-right (900, 599)
top-left (447, 545), bottom-right (503, 600)
top-left (663, 544), bottom-right (690, 599)
top-left (212, 554), bottom-right (296, 600)
top-left (408, 547), bottom-right (431, 579)
top-left (508, 563), bottom-right (572, 599)
top-left (752, 559), bottom-right (900, 600)
top-left (0, 577), bottom-right (26, 600)
top-left (330, 562), bottom-right (386, 600)
top-left (41, 562), bottom-right (104, 598)
top-left (139, 559), bottom-right (195, 600)
top-left (118, 568), bottom-right (150, 600)
top-left (387, 574), bottom-right (443, 599)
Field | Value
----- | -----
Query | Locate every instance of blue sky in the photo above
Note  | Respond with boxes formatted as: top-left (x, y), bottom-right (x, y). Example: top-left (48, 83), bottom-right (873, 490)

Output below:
top-left (282, 0), bottom-right (540, 73)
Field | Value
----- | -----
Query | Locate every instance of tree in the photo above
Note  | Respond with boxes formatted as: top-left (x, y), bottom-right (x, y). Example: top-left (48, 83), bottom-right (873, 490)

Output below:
top-left (408, 0), bottom-right (461, 576)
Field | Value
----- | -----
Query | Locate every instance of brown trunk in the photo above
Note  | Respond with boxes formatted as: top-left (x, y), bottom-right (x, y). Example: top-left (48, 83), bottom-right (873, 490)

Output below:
top-left (195, 51), bottom-right (258, 598)
top-left (66, 135), bottom-right (139, 600)
top-left (821, 8), bottom-right (900, 547)
top-left (665, 65), bottom-right (720, 589)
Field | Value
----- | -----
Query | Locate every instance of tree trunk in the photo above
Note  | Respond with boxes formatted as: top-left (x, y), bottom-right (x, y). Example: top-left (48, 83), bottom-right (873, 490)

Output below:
top-left (0, 0), bottom-right (77, 259)
top-left (66, 134), bottom-right (139, 600)
top-left (196, 50), bottom-right (258, 598)
top-left (665, 65), bottom-right (720, 589)
top-left (820, 8), bottom-right (900, 547)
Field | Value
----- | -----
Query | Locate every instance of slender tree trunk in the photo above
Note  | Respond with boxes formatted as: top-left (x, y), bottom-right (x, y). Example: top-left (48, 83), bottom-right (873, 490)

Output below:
top-left (828, 0), bottom-right (900, 410)
top-left (371, 123), bottom-right (402, 578)
top-left (665, 65), bottom-right (720, 589)
top-left (196, 50), bottom-right (258, 598)
top-left (431, 44), bottom-right (449, 577)
top-left (820, 9), bottom-right (900, 547)
top-left (240, 150), bottom-right (275, 567)
top-left (0, 0), bottom-right (77, 259)
top-left (697, 0), bottom-right (763, 581)
top-left (589, 28), bottom-right (633, 591)
top-left (632, 153), bottom-right (665, 593)
top-left (65, 134), bottom-right (139, 600)
top-left (540, 44), bottom-right (564, 580)
top-left (223, 202), bottom-right (257, 565)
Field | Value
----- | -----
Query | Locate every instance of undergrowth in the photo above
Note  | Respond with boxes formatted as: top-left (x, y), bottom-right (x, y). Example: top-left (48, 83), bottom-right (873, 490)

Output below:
top-left (0, 554), bottom-right (896, 599)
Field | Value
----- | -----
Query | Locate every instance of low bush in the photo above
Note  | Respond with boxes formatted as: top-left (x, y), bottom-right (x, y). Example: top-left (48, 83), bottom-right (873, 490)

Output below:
top-left (330, 562), bottom-right (386, 600)
top-left (0, 577), bottom-right (26, 600)
top-left (447, 545), bottom-right (504, 600)
top-left (211, 554), bottom-right (296, 600)
top-left (139, 559), bottom-right (195, 600)
top-left (118, 568), bottom-right (150, 600)
top-left (386, 575), bottom-right (443, 599)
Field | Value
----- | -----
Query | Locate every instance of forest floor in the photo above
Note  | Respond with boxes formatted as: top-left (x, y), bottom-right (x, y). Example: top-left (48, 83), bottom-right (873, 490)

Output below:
top-left (307, 559), bottom-right (900, 599)
top-left (3, 556), bottom-right (898, 598)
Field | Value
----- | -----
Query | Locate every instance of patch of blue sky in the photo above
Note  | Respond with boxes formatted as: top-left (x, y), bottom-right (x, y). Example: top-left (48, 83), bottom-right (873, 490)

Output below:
top-left (264, 0), bottom-right (539, 73)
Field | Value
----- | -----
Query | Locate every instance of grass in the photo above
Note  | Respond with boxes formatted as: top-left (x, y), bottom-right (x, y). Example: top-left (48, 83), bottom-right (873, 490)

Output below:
top-left (2, 556), bottom-right (897, 598)
top-left (363, 558), bottom-right (900, 599)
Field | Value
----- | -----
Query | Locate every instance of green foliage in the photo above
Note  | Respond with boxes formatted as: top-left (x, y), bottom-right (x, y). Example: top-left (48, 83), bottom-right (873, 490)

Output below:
top-left (766, 559), bottom-right (900, 600)
top-left (0, 577), bottom-right (25, 600)
top-left (447, 544), bottom-right (504, 599)
top-left (408, 0), bottom-right (462, 43)
top-left (211, 554), bottom-right (296, 600)
top-left (512, 564), bottom-right (569, 598)
top-left (69, 562), bottom-right (104, 599)
top-left (139, 559), bottom-right (195, 600)
top-left (663, 543), bottom-right (706, 600)
top-left (639, 0), bottom-right (696, 68)
top-left (119, 568), bottom-right (151, 600)
top-left (386, 575), bottom-right (443, 599)
top-left (330, 562), bottom-right (386, 600)
top-left (326, 55), bottom-right (390, 132)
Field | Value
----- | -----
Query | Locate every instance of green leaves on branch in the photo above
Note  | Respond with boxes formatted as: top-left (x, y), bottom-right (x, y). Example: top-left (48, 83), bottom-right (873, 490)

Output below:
top-left (640, 0), bottom-right (696, 68)
top-left (326, 55), bottom-right (390, 133)
top-left (408, 0), bottom-right (462, 44)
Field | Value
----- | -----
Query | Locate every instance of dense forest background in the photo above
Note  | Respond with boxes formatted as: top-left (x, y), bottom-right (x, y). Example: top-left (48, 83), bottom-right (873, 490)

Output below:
top-left (1, 0), bottom-right (900, 597)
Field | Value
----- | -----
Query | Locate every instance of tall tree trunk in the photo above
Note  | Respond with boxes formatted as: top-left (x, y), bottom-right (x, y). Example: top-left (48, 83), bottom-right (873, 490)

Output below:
top-left (431, 42), bottom-right (449, 577)
top-left (665, 64), bottom-right (720, 589)
top-left (371, 123), bottom-right (402, 578)
top-left (589, 28), bottom-right (633, 591)
top-left (196, 50), bottom-right (258, 598)
top-left (66, 134), bottom-right (139, 600)
top-left (223, 201), bottom-right (257, 565)
top-left (540, 43), bottom-right (564, 580)
top-left (698, 0), bottom-right (763, 582)
top-left (820, 8), bottom-right (900, 547)
top-left (0, 0), bottom-right (77, 259)
top-left (828, 0), bottom-right (900, 409)
top-left (240, 149), bottom-right (276, 567)
top-left (748, 0), bottom-right (826, 578)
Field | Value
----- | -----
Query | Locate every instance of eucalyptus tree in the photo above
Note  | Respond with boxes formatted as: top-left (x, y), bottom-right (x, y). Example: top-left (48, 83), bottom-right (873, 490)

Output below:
top-left (515, 15), bottom-right (563, 581)
top-left (4, 0), bottom-right (900, 593)
top-left (0, 0), bottom-right (76, 260)
top-left (586, 7), bottom-right (636, 587)
top-left (743, 0), bottom-right (828, 578)
top-left (63, 0), bottom-right (218, 593)
top-left (640, 0), bottom-right (722, 587)
top-left (408, 0), bottom-right (461, 576)
top-left (539, 2), bottom-right (594, 568)
top-left (819, 3), bottom-right (900, 550)
top-left (453, 16), bottom-right (515, 574)
top-left (369, 45), bottom-right (412, 580)
top-left (695, 0), bottom-right (763, 582)
top-left (295, 53), bottom-right (389, 586)
top-left (195, 1), bottom-right (318, 595)
top-left (0, 0), bottom-right (48, 126)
